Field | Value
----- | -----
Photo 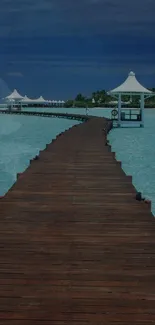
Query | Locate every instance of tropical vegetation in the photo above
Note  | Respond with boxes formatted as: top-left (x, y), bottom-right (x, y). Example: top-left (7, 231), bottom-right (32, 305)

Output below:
top-left (65, 88), bottom-right (155, 108)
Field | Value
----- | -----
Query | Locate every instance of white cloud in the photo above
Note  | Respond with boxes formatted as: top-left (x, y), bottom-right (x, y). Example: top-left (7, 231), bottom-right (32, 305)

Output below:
top-left (7, 72), bottom-right (23, 77)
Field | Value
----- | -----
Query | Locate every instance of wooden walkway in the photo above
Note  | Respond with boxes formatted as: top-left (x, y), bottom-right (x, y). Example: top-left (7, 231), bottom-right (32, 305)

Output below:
top-left (0, 117), bottom-right (155, 324)
top-left (0, 109), bottom-right (88, 122)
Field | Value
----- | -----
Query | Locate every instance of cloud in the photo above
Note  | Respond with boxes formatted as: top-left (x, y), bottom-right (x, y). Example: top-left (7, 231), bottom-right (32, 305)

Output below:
top-left (0, 0), bottom-right (154, 98)
top-left (0, 0), bottom-right (154, 38)
top-left (5, 53), bottom-right (155, 80)
top-left (7, 53), bottom-right (154, 65)
top-left (7, 72), bottom-right (23, 77)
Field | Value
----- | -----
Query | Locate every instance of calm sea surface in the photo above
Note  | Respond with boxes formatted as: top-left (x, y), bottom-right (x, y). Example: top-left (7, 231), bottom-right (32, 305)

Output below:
top-left (0, 107), bottom-right (155, 215)
top-left (0, 114), bottom-right (80, 196)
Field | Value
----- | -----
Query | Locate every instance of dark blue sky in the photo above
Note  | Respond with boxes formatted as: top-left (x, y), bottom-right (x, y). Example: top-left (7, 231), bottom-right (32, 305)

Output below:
top-left (0, 0), bottom-right (155, 99)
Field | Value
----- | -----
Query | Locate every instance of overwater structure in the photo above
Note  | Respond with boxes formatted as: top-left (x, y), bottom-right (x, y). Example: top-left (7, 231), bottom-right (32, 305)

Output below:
top-left (5, 89), bottom-right (24, 110)
top-left (109, 71), bottom-right (154, 127)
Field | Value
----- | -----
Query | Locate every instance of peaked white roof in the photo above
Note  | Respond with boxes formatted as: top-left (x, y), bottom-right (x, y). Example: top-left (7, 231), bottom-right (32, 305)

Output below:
top-left (109, 71), bottom-right (152, 94)
top-left (22, 95), bottom-right (33, 102)
top-left (39, 96), bottom-right (45, 101)
top-left (32, 96), bottom-right (46, 103)
top-left (36, 96), bottom-right (46, 102)
top-left (6, 89), bottom-right (24, 100)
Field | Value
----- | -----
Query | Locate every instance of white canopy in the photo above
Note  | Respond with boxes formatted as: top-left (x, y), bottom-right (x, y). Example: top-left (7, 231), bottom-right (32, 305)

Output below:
top-left (6, 89), bottom-right (24, 100)
top-left (109, 71), bottom-right (152, 95)
top-left (21, 95), bottom-right (33, 102)
top-left (32, 96), bottom-right (46, 103)
top-left (38, 96), bottom-right (46, 101)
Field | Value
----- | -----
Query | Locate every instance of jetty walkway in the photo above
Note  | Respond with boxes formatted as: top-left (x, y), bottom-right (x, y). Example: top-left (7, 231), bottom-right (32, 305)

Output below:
top-left (0, 116), bottom-right (155, 324)
top-left (0, 109), bottom-right (88, 122)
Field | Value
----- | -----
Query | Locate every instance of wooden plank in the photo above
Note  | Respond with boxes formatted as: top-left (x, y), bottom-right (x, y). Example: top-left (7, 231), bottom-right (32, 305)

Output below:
top-left (0, 116), bottom-right (154, 324)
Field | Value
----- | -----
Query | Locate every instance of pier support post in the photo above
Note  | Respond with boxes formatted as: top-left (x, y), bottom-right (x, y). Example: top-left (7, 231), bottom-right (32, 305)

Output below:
top-left (118, 93), bottom-right (121, 127)
top-left (140, 93), bottom-right (144, 127)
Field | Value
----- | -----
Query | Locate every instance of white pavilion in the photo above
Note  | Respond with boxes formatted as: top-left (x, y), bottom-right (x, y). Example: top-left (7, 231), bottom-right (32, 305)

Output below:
top-left (4, 89), bottom-right (65, 109)
top-left (21, 95), bottom-right (33, 105)
top-left (35, 96), bottom-right (46, 103)
top-left (108, 71), bottom-right (153, 127)
top-left (5, 89), bottom-right (24, 110)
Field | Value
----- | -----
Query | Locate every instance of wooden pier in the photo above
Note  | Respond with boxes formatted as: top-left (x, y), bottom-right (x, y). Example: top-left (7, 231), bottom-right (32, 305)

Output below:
top-left (0, 116), bottom-right (155, 324)
top-left (0, 109), bottom-right (88, 122)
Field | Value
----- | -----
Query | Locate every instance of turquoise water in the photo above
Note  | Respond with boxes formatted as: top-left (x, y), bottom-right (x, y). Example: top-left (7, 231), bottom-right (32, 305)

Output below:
top-left (1, 107), bottom-right (155, 215)
top-left (0, 114), bottom-right (80, 196)
top-left (108, 109), bottom-right (155, 215)
top-left (22, 106), bottom-right (112, 118)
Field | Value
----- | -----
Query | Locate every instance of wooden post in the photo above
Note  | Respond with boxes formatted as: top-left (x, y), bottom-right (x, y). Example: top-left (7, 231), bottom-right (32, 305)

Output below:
top-left (118, 93), bottom-right (121, 127)
top-left (140, 93), bottom-right (144, 127)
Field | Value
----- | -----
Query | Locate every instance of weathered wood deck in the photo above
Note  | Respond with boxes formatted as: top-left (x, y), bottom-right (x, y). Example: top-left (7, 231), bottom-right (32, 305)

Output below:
top-left (0, 116), bottom-right (155, 324)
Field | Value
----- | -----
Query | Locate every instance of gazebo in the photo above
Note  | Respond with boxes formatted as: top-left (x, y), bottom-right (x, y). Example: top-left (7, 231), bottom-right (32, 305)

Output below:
top-left (22, 95), bottom-right (32, 101)
top-left (108, 71), bottom-right (153, 127)
top-left (20, 95), bottom-right (34, 108)
top-left (52, 100), bottom-right (58, 106)
top-left (32, 96), bottom-right (47, 104)
top-left (57, 100), bottom-right (64, 106)
top-left (61, 100), bottom-right (65, 106)
top-left (5, 89), bottom-right (24, 110)
top-left (21, 95), bottom-right (33, 103)
top-left (37, 96), bottom-right (46, 102)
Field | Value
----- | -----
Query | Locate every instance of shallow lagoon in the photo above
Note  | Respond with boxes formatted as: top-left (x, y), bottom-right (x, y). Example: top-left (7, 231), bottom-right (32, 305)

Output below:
top-left (0, 114), bottom-right (80, 196)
